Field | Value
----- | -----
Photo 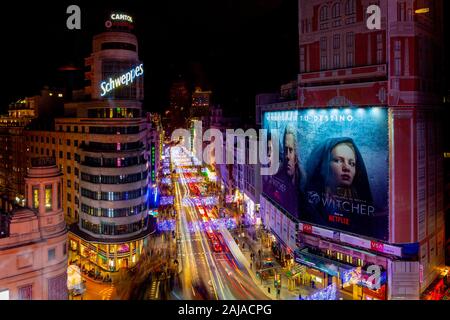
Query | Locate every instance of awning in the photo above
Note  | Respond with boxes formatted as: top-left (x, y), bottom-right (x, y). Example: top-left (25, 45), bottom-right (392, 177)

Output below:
top-left (294, 247), bottom-right (354, 277)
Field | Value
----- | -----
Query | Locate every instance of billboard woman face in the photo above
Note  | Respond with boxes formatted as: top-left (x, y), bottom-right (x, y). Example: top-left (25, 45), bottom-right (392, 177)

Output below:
top-left (284, 132), bottom-right (297, 178)
top-left (329, 142), bottom-right (356, 188)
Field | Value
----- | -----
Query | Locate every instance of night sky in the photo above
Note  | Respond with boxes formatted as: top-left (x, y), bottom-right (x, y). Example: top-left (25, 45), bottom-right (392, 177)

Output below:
top-left (2, 1), bottom-right (450, 120)
top-left (1, 0), bottom-right (299, 119)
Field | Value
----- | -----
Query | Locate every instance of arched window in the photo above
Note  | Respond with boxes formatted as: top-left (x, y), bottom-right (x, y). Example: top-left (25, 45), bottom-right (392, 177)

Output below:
top-left (320, 6), bottom-right (329, 21)
top-left (345, 0), bottom-right (356, 15)
top-left (332, 3), bottom-right (341, 18)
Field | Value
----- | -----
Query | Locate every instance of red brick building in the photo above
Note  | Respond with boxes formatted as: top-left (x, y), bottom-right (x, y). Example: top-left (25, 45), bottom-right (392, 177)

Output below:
top-left (258, 0), bottom-right (446, 300)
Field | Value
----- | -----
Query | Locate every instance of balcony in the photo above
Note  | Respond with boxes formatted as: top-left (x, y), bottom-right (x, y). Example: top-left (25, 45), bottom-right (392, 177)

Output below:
top-left (299, 64), bottom-right (387, 86)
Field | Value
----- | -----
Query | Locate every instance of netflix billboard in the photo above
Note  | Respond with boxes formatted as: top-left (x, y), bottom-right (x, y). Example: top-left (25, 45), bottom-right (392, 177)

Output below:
top-left (262, 108), bottom-right (389, 241)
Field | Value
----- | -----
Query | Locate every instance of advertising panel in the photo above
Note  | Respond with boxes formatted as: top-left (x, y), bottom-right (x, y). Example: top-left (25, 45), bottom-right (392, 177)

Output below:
top-left (262, 108), bottom-right (389, 240)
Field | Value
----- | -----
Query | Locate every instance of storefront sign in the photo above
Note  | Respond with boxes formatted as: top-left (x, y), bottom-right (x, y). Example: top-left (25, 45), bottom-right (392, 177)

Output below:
top-left (100, 64), bottom-right (144, 97)
top-left (111, 13), bottom-right (133, 22)
top-left (340, 233), bottom-right (402, 257)
top-left (299, 222), bottom-right (336, 239)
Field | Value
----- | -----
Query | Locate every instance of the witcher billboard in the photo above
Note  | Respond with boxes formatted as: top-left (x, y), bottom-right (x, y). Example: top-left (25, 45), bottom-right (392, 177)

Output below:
top-left (262, 108), bottom-right (389, 241)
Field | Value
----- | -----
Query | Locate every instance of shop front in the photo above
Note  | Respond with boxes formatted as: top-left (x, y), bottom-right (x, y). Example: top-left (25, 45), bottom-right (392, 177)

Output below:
top-left (243, 193), bottom-right (256, 225)
top-left (68, 233), bottom-right (145, 273)
top-left (294, 247), bottom-right (388, 300)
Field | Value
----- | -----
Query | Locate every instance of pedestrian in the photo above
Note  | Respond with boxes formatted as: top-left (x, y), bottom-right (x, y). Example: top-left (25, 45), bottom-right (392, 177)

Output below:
top-left (299, 293), bottom-right (302, 300)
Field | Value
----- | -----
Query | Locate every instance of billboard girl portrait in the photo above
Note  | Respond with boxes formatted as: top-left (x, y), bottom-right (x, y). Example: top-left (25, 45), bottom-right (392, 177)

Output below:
top-left (305, 137), bottom-right (374, 235)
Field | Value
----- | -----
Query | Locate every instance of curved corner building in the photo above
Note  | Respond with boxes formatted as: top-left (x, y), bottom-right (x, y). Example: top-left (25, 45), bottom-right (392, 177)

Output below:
top-left (64, 13), bottom-right (153, 272)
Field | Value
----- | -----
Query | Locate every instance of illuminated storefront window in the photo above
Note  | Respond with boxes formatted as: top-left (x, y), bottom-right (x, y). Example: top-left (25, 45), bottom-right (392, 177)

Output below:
top-left (0, 290), bottom-right (10, 300)
top-left (45, 185), bottom-right (52, 211)
top-left (32, 186), bottom-right (39, 209)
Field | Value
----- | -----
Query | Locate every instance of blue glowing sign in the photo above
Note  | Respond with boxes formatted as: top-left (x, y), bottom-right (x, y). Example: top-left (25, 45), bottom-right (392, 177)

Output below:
top-left (100, 64), bottom-right (144, 97)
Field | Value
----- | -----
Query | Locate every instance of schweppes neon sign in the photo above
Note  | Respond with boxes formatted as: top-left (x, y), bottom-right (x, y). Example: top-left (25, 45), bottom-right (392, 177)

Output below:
top-left (100, 64), bottom-right (143, 97)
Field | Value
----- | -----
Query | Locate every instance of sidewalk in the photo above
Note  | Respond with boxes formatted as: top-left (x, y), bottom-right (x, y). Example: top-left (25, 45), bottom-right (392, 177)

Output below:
top-left (229, 225), bottom-right (318, 300)
top-left (230, 225), bottom-right (357, 300)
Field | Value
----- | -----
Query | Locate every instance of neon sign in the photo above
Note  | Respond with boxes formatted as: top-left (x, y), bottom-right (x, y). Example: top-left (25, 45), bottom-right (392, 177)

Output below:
top-left (111, 14), bottom-right (133, 23)
top-left (100, 64), bottom-right (144, 97)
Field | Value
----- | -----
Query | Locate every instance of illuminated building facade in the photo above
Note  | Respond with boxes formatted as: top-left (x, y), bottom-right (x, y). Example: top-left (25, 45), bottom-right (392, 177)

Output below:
top-left (25, 12), bottom-right (154, 272)
top-left (1, 89), bottom-right (65, 207)
top-left (147, 113), bottom-right (164, 209)
top-left (257, 0), bottom-right (445, 300)
top-left (190, 87), bottom-right (212, 119)
top-left (0, 158), bottom-right (68, 300)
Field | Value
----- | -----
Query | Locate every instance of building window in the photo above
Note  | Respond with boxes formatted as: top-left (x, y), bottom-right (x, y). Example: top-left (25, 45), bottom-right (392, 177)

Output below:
top-left (18, 285), bottom-right (33, 300)
top-left (394, 40), bottom-right (402, 76)
top-left (333, 34), bottom-right (341, 69)
top-left (59, 151), bottom-right (63, 159)
top-left (67, 152), bottom-right (71, 160)
top-left (32, 186), bottom-right (39, 209)
top-left (52, 138), bottom-right (55, 144)
top-left (345, 0), bottom-right (356, 15)
top-left (46, 137), bottom-right (49, 143)
top-left (45, 185), bottom-right (52, 211)
top-left (57, 183), bottom-right (61, 209)
top-left (74, 167), bottom-right (79, 176)
top-left (320, 6), bottom-right (329, 21)
top-left (300, 47), bottom-right (305, 73)
top-left (67, 207), bottom-right (72, 217)
top-left (67, 180), bottom-right (71, 188)
top-left (46, 149), bottom-right (49, 156)
top-left (66, 126), bottom-right (71, 132)
top-left (66, 140), bottom-right (71, 146)
top-left (74, 140), bottom-right (78, 147)
top-left (397, 1), bottom-right (406, 21)
top-left (74, 126), bottom-right (78, 133)
top-left (67, 193), bottom-right (71, 202)
top-left (47, 274), bottom-right (67, 300)
top-left (320, 37), bottom-right (328, 70)
top-left (52, 150), bottom-right (55, 158)
top-left (346, 255), bottom-right (353, 264)
top-left (346, 32), bottom-right (355, 67)
top-left (332, 3), bottom-right (340, 18)
top-left (376, 33), bottom-right (383, 64)
top-left (333, 53), bottom-right (341, 69)
top-left (48, 248), bottom-right (56, 261)
top-left (59, 139), bottom-right (62, 145)
top-left (333, 34), bottom-right (341, 50)
top-left (67, 166), bottom-right (71, 174)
